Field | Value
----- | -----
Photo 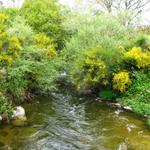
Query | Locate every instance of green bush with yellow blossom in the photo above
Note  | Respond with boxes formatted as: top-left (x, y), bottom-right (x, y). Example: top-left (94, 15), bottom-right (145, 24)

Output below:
top-left (70, 49), bottom-right (107, 90)
top-left (34, 33), bottom-right (57, 59)
top-left (113, 71), bottom-right (131, 93)
top-left (0, 13), bottom-right (22, 66)
top-left (124, 47), bottom-right (150, 69)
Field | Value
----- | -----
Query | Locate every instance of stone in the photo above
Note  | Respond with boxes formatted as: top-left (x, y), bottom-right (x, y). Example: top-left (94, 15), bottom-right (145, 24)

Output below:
top-left (12, 106), bottom-right (26, 119)
top-left (11, 106), bottom-right (27, 126)
top-left (114, 103), bottom-right (122, 108)
top-left (124, 106), bottom-right (132, 111)
top-left (0, 115), bottom-right (2, 121)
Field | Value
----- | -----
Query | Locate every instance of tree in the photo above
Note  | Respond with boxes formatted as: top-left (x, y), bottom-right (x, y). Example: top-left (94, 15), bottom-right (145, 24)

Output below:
top-left (21, 0), bottom-right (66, 50)
top-left (0, 0), bottom-right (3, 8)
top-left (93, 0), bottom-right (150, 26)
top-left (95, 0), bottom-right (114, 12)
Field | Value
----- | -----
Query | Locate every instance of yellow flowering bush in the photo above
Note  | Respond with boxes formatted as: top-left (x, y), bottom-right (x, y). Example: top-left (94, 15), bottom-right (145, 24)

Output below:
top-left (113, 71), bottom-right (131, 93)
top-left (0, 13), bottom-right (22, 65)
top-left (73, 49), bottom-right (107, 89)
top-left (0, 13), bottom-right (8, 28)
top-left (45, 45), bottom-right (58, 59)
top-left (124, 47), bottom-right (150, 69)
top-left (34, 33), bottom-right (54, 49)
top-left (34, 33), bottom-right (57, 59)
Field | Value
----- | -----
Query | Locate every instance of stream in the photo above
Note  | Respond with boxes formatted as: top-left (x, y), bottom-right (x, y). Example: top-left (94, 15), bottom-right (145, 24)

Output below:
top-left (0, 91), bottom-right (150, 150)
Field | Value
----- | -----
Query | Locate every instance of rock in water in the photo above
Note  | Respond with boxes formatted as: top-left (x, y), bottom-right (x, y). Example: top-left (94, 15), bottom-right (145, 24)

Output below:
top-left (12, 106), bottom-right (26, 119)
top-left (124, 106), bottom-right (132, 111)
top-left (0, 115), bottom-right (2, 121)
top-left (12, 106), bottom-right (27, 126)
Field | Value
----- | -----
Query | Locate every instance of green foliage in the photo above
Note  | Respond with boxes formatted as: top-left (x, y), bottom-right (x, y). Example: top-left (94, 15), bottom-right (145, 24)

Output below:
top-left (0, 8), bottom-right (19, 25)
top-left (146, 118), bottom-right (150, 127)
top-left (34, 33), bottom-right (57, 59)
top-left (0, 13), bottom-right (22, 66)
top-left (1, 58), bottom-right (62, 103)
top-left (0, 92), bottom-right (14, 120)
top-left (7, 15), bottom-right (34, 46)
top-left (99, 90), bottom-right (117, 100)
top-left (21, 0), bottom-right (66, 49)
top-left (62, 14), bottom-right (129, 91)
top-left (118, 71), bottom-right (150, 115)
top-left (134, 35), bottom-right (150, 50)
top-left (71, 49), bottom-right (107, 90)
top-left (62, 13), bottom-right (128, 69)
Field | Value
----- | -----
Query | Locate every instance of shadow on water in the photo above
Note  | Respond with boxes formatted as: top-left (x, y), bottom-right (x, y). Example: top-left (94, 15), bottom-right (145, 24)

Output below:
top-left (0, 90), bottom-right (150, 150)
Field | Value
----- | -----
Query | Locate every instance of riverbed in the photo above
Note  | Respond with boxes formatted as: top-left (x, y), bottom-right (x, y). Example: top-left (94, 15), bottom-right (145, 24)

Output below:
top-left (0, 91), bottom-right (150, 150)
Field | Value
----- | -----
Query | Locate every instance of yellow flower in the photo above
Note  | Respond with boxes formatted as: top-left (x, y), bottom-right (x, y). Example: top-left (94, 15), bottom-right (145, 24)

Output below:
top-left (113, 71), bottom-right (131, 93)
top-left (124, 47), bottom-right (150, 68)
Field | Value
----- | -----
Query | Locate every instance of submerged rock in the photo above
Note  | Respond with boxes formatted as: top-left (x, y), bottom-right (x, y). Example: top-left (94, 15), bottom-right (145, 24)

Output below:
top-left (118, 143), bottom-right (127, 150)
top-left (77, 89), bottom-right (92, 95)
top-left (12, 116), bottom-right (27, 127)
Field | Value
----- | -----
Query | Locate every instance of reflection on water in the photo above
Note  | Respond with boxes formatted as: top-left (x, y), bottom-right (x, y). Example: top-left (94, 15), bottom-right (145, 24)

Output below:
top-left (0, 92), bottom-right (150, 150)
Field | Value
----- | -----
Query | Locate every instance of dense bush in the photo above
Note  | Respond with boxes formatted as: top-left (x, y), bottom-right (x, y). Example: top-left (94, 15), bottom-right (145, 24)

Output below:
top-left (71, 49), bottom-right (107, 90)
top-left (0, 13), bottom-right (22, 66)
top-left (34, 33), bottom-right (57, 59)
top-left (0, 92), bottom-right (14, 121)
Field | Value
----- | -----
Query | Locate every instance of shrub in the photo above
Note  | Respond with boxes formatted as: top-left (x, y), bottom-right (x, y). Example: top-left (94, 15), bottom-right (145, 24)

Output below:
top-left (34, 33), bottom-right (55, 49)
top-left (113, 71), bottom-right (131, 93)
top-left (124, 47), bottom-right (150, 69)
top-left (2, 58), bottom-right (63, 102)
top-left (71, 49), bottom-right (107, 90)
top-left (34, 33), bottom-right (57, 59)
top-left (0, 92), bottom-right (14, 120)
top-left (98, 89), bottom-right (117, 100)
top-left (3, 61), bottom-right (32, 102)
top-left (0, 13), bottom-right (22, 66)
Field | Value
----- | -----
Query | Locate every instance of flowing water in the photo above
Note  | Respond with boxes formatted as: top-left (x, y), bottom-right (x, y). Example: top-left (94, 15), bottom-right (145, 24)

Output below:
top-left (0, 91), bottom-right (150, 150)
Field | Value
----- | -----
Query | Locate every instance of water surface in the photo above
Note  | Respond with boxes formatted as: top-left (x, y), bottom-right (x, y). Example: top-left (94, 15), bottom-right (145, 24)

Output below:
top-left (0, 92), bottom-right (150, 150)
